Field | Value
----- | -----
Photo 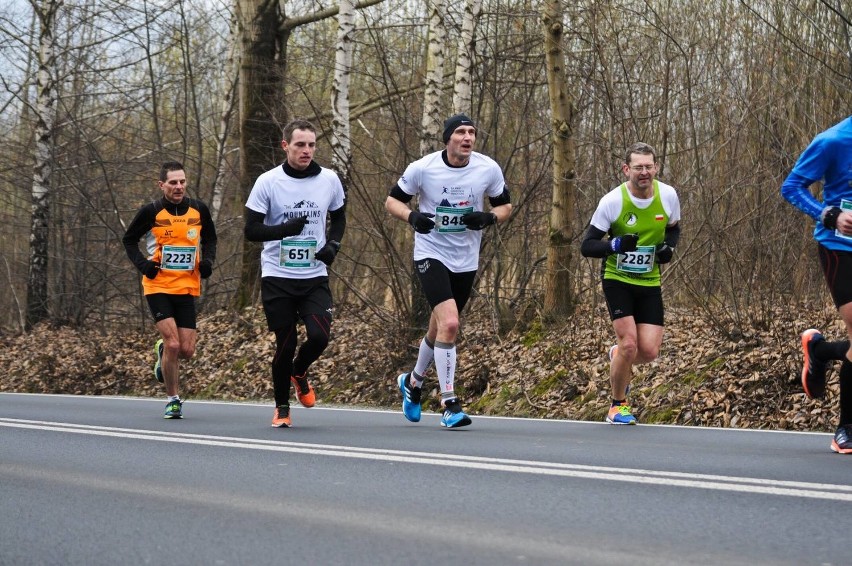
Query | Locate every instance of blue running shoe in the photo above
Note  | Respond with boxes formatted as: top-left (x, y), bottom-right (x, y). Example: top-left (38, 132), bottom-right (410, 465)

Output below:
top-left (606, 404), bottom-right (636, 425)
top-left (153, 339), bottom-right (164, 383)
top-left (440, 398), bottom-right (471, 428)
top-left (398, 373), bottom-right (422, 422)
top-left (164, 399), bottom-right (182, 419)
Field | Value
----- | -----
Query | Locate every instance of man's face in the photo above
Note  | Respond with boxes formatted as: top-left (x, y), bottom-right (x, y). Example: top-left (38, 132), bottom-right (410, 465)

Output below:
top-left (159, 170), bottom-right (186, 204)
top-left (282, 129), bottom-right (317, 171)
top-left (622, 153), bottom-right (657, 192)
top-left (446, 125), bottom-right (476, 164)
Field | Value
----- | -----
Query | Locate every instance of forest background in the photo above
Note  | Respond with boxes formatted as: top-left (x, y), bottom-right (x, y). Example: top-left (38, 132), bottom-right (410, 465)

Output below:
top-left (1, 0), bottom-right (850, 431)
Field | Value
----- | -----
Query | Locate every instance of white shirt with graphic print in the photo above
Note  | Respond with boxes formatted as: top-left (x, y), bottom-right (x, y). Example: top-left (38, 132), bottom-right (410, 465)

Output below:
top-left (246, 164), bottom-right (346, 279)
top-left (397, 150), bottom-right (505, 273)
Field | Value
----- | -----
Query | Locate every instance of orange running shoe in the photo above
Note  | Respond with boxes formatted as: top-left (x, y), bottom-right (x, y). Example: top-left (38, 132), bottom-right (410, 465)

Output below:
top-left (831, 425), bottom-right (852, 454)
top-left (291, 374), bottom-right (316, 408)
top-left (271, 405), bottom-right (291, 428)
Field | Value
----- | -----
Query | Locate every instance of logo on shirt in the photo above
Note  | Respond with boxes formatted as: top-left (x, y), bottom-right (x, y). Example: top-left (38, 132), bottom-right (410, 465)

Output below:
top-left (187, 229), bottom-right (198, 240)
top-left (623, 212), bottom-right (638, 227)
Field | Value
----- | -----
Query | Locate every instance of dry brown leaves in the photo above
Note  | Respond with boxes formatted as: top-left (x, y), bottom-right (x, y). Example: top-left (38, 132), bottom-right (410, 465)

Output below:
top-left (0, 300), bottom-right (843, 433)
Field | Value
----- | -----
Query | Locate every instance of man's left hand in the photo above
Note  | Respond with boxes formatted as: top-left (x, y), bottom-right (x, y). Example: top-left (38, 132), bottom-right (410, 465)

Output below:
top-left (199, 259), bottom-right (213, 279)
top-left (461, 211), bottom-right (497, 230)
top-left (315, 240), bottom-right (341, 265)
top-left (656, 242), bottom-right (674, 264)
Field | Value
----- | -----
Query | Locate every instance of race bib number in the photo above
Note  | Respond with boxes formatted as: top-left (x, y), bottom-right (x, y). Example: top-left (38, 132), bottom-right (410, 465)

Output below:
top-left (435, 206), bottom-right (473, 233)
top-left (161, 245), bottom-right (197, 271)
top-left (616, 245), bottom-right (655, 274)
top-left (836, 199), bottom-right (852, 241)
top-left (279, 239), bottom-right (317, 268)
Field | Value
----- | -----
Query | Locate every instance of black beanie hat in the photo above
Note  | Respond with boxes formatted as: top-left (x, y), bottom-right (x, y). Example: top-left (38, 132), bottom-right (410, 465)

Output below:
top-left (442, 113), bottom-right (476, 144)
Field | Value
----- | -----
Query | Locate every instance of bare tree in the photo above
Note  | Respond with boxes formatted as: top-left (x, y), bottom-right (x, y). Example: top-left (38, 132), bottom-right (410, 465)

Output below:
top-left (420, 0), bottom-right (447, 154)
top-left (331, 0), bottom-right (356, 186)
top-left (25, 0), bottom-right (60, 329)
top-left (210, 11), bottom-right (240, 223)
top-left (451, 0), bottom-right (482, 114)
top-left (541, 0), bottom-right (575, 318)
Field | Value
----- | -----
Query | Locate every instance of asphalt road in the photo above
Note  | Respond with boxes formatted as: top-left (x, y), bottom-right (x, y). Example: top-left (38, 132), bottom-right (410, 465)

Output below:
top-left (0, 393), bottom-right (849, 565)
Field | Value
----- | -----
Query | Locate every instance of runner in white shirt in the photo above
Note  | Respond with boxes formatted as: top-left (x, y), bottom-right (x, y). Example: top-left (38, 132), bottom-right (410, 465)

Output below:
top-left (245, 119), bottom-right (347, 428)
top-left (385, 113), bottom-right (512, 428)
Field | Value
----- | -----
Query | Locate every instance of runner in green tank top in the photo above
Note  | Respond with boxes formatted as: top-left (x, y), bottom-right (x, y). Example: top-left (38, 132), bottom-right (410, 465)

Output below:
top-left (581, 143), bottom-right (682, 425)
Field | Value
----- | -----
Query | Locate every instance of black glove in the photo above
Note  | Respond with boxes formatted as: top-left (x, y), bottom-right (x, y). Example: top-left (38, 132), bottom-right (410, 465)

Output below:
top-left (279, 215), bottom-right (309, 237)
top-left (314, 240), bottom-right (340, 266)
top-left (656, 242), bottom-right (674, 264)
top-left (609, 233), bottom-right (638, 254)
top-left (822, 206), bottom-right (842, 230)
top-left (199, 259), bottom-right (213, 279)
top-left (142, 260), bottom-right (159, 279)
top-left (408, 211), bottom-right (436, 234)
top-left (461, 211), bottom-right (497, 231)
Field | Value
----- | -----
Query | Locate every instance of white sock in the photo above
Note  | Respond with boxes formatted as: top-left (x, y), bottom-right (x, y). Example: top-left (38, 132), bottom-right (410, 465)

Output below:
top-left (411, 337), bottom-right (434, 387)
top-left (434, 341), bottom-right (456, 401)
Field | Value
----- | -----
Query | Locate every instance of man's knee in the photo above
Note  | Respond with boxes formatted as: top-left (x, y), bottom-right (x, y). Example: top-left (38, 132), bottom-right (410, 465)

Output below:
top-left (179, 344), bottom-right (196, 359)
top-left (305, 327), bottom-right (330, 350)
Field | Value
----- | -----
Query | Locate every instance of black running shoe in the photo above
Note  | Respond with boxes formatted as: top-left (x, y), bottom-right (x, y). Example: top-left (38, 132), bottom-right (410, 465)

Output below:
top-left (801, 329), bottom-right (827, 399)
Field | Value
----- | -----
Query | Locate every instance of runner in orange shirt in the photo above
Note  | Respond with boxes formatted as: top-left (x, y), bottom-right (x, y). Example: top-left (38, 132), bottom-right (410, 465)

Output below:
top-left (123, 161), bottom-right (218, 418)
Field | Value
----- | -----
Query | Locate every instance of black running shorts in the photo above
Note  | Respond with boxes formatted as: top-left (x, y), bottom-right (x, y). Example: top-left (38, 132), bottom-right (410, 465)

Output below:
top-left (818, 244), bottom-right (852, 308)
top-left (261, 276), bottom-right (333, 331)
top-left (414, 258), bottom-right (477, 310)
top-left (146, 293), bottom-right (197, 329)
top-left (602, 278), bottom-right (664, 325)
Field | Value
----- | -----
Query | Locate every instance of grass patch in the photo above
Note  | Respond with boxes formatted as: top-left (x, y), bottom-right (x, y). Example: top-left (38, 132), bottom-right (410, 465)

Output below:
top-left (521, 320), bottom-right (544, 347)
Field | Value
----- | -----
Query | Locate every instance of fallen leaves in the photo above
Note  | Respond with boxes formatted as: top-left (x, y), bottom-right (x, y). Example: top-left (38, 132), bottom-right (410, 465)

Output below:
top-left (0, 300), bottom-right (841, 433)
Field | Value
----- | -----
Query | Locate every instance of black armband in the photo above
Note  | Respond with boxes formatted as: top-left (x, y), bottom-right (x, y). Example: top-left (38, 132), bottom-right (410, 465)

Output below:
top-left (488, 187), bottom-right (511, 207)
top-left (580, 225), bottom-right (611, 258)
top-left (388, 185), bottom-right (413, 203)
top-left (327, 205), bottom-right (346, 243)
top-left (664, 222), bottom-right (681, 249)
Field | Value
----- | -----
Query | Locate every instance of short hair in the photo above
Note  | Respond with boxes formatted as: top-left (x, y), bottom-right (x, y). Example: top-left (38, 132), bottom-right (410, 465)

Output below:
top-left (282, 119), bottom-right (317, 143)
top-left (624, 142), bottom-right (657, 164)
top-left (159, 161), bottom-right (185, 182)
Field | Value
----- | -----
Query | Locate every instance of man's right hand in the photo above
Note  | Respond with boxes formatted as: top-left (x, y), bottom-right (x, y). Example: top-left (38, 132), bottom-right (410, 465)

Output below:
top-left (610, 233), bottom-right (638, 254)
top-left (280, 215), bottom-right (309, 237)
top-left (408, 211), bottom-right (436, 234)
top-left (143, 260), bottom-right (160, 279)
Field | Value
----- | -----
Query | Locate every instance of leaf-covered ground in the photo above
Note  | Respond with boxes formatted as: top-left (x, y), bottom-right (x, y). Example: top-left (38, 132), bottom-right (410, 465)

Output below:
top-left (1, 300), bottom-right (845, 433)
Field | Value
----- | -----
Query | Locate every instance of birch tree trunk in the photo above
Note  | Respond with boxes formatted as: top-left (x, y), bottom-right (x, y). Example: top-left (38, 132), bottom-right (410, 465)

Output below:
top-left (408, 0), bottom-right (448, 329)
top-left (451, 0), bottom-right (482, 114)
top-left (420, 0), bottom-right (447, 154)
top-left (331, 0), bottom-right (355, 188)
top-left (26, 0), bottom-right (60, 329)
top-left (542, 0), bottom-right (576, 318)
top-left (210, 12), bottom-right (240, 223)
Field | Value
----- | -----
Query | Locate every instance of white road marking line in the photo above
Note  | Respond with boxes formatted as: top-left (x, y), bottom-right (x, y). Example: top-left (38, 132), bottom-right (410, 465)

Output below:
top-left (2, 418), bottom-right (849, 502)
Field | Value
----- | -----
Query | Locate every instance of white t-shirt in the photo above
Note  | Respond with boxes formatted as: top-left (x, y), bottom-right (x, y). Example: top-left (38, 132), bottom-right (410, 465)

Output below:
top-left (397, 150), bottom-right (506, 272)
top-left (245, 164), bottom-right (346, 279)
top-left (589, 180), bottom-right (681, 232)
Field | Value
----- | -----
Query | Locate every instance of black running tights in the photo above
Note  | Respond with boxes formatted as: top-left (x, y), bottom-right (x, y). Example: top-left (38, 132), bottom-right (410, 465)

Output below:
top-left (272, 313), bottom-right (332, 406)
